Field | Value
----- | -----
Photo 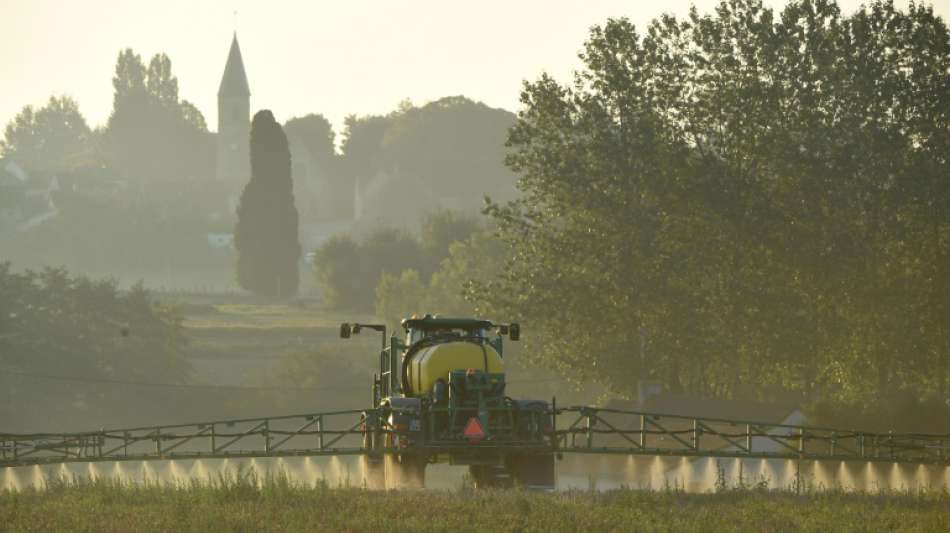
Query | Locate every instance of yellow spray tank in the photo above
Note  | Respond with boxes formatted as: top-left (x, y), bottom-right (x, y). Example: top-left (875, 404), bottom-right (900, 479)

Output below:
top-left (404, 340), bottom-right (504, 397)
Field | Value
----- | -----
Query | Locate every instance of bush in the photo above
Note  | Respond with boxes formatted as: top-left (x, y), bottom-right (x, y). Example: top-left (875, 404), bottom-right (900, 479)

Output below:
top-left (806, 393), bottom-right (950, 434)
top-left (418, 210), bottom-right (482, 276)
top-left (0, 263), bottom-right (189, 430)
top-left (375, 269), bottom-right (426, 328)
top-left (373, 231), bottom-right (507, 328)
top-left (312, 235), bottom-right (365, 309)
top-left (313, 211), bottom-right (481, 312)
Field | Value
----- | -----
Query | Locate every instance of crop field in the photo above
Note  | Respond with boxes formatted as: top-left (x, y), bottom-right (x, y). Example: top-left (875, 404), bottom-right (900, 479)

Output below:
top-left (176, 298), bottom-right (376, 388)
top-left (168, 296), bottom-right (599, 407)
top-left (1, 479), bottom-right (948, 533)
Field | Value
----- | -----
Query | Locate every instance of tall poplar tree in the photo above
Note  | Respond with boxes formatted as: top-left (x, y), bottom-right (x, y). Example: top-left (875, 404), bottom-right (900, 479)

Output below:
top-left (106, 49), bottom-right (211, 183)
top-left (235, 110), bottom-right (301, 298)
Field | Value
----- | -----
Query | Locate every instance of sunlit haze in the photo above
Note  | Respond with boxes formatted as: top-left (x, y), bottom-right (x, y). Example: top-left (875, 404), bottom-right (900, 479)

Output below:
top-left (4, 0), bottom-right (947, 138)
top-left (3, 0), bottom-right (950, 518)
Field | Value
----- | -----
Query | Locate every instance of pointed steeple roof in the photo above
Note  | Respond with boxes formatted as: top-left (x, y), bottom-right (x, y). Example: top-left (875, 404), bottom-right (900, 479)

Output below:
top-left (218, 33), bottom-right (250, 97)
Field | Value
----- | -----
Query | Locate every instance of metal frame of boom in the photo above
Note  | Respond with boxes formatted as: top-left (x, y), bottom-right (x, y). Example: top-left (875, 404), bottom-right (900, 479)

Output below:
top-left (2, 405), bottom-right (947, 468)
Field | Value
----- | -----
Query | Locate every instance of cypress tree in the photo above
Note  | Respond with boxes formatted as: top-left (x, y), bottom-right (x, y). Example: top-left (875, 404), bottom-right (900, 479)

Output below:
top-left (235, 110), bottom-right (300, 298)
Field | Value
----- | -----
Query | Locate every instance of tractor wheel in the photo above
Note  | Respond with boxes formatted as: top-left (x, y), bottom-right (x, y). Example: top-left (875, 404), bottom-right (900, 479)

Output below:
top-left (507, 454), bottom-right (556, 490)
top-left (387, 454), bottom-right (427, 489)
top-left (469, 464), bottom-right (514, 489)
top-left (360, 454), bottom-right (386, 490)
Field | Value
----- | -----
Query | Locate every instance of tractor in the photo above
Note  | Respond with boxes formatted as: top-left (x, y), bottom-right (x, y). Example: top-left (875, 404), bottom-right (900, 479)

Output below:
top-left (340, 315), bottom-right (556, 489)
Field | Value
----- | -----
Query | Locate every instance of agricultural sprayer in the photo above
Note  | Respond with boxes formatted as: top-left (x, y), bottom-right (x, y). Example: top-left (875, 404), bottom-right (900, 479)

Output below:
top-left (342, 315), bottom-right (555, 489)
top-left (4, 315), bottom-right (949, 491)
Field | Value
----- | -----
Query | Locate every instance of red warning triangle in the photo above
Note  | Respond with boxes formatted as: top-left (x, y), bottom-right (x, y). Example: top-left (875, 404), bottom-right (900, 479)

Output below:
top-left (463, 417), bottom-right (485, 443)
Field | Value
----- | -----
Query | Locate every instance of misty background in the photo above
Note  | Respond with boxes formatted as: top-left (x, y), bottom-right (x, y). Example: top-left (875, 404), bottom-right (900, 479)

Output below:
top-left (2, 0), bottom-right (950, 436)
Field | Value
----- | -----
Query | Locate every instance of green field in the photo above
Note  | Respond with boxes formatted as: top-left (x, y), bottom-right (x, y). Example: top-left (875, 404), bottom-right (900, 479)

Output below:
top-left (2, 481), bottom-right (948, 532)
top-left (171, 298), bottom-right (602, 411)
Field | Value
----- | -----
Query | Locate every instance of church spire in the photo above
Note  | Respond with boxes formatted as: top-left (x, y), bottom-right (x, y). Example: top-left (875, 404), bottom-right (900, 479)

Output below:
top-left (216, 33), bottom-right (251, 183)
top-left (218, 33), bottom-right (250, 97)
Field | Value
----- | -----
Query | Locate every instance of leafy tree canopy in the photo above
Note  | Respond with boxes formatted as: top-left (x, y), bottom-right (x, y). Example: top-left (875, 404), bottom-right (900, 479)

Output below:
top-left (314, 211), bottom-right (482, 311)
top-left (0, 263), bottom-right (189, 429)
top-left (481, 0), bottom-right (950, 428)
top-left (1, 95), bottom-right (91, 177)
top-left (341, 114), bottom-right (393, 181)
top-left (376, 230), bottom-right (506, 328)
top-left (340, 97), bottom-right (519, 228)
top-left (105, 49), bottom-right (212, 182)
top-left (284, 114), bottom-right (336, 161)
top-left (380, 96), bottom-right (518, 198)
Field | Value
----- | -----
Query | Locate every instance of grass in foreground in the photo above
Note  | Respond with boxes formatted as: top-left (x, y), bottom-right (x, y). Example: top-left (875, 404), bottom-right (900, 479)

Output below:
top-left (1, 477), bottom-right (948, 533)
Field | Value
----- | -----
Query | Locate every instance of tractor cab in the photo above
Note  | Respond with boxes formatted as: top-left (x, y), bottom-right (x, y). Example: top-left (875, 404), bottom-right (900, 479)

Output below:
top-left (402, 315), bottom-right (518, 353)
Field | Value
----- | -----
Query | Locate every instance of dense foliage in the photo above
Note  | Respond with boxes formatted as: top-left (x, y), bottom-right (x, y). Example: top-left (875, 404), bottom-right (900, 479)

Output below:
top-left (376, 96), bottom-right (518, 202)
top-left (481, 0), bottom-right (949, 428)
top-left (313, 211), bottom-right (481, 311)
top-left (284, 114), bottom-right (335, 163)
top-left (235, 111), bottom-right (301, 299)
top-left (5, 189), bottom-right (230, 274)
top-left (341, 97), bottom-right (519, 229)
top-left (1, 96), bottom-right (91, 177)
top-left (283, 114), bottom-right (348, 219)
top-left (106, 49), bottom-right (213, 184)
top-left (0, 263), bottom-right (189, 428)
top-left (2, 49), bottom-right (228, 284)
top-left (375, 230), bottom-right (505, 327)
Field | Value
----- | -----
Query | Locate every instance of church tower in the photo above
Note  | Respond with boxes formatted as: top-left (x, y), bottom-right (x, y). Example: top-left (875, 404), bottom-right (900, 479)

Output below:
top-left (216, 33), bottom-right (251, 183)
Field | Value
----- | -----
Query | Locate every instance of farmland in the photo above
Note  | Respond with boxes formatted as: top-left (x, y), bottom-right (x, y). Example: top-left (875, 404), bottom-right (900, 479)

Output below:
top-left (1, 479), bottom-right (947, 532)
top-left (171, 296), bottom-right (600, 414)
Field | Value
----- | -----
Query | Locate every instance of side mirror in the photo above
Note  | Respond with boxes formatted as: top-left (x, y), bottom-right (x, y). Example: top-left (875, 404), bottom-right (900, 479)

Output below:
top-left (340, 323), bottom-right (351, 339)
top-left (509, 323), bottom-right (520, 341)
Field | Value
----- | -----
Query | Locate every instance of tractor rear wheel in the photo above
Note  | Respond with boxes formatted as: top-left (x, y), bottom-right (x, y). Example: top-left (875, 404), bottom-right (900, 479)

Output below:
top-left (507, 453), bottom-right (556, 490)
top-left (469, 464), bottom-right (514, 489)
top-left (388, 454), bottom-right (426, 489)
top-left (360, 454), bottom-right (386, 490)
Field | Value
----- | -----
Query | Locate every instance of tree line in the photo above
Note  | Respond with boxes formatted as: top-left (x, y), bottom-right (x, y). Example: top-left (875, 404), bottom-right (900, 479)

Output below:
top-left (6, 0), bottom-right (945, 432)
top-left (469, 0), bottom-right (949, 431)
top-left (310, 1), bottom-right (949, 430)
top-left (0, 262), bottom-right (191, 429)
top-left (2, 44), bottom-right (519, 288)
top-left (313, 210), bottom-right (484, 314)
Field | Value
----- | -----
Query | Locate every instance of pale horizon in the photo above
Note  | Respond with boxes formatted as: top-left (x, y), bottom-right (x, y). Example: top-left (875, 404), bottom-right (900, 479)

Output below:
top-left (3, 0), bottom-right (948, 139)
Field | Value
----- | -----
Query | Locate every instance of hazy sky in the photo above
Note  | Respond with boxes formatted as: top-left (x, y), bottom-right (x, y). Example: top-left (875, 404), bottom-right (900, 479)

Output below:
top-left (3, 0), bottom-right (948, 138)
